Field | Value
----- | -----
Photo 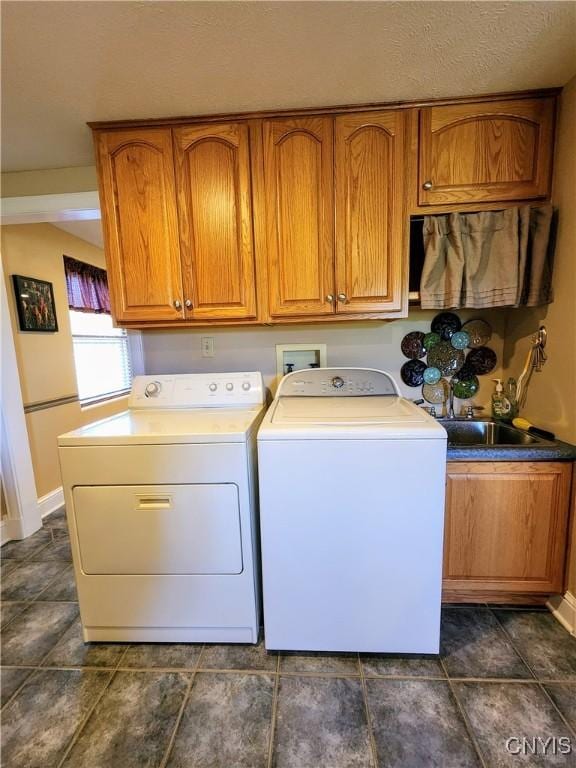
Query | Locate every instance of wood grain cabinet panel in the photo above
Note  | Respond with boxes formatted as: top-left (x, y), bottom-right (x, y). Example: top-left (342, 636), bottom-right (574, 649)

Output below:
top-left (173, 123), bottom-right (257, 320)
top-left (95, 128), bottom-right (184, 322)
top-left (92, 89), bottom-right (558, 327)
top-left (443, 462), bottom-right (572, 596)
top-left (334, 111), bottom-right (406, 313)
top-left (263, 117), bottom-right (335, 317)
top-left (418, 97), bottom-right (555, 206)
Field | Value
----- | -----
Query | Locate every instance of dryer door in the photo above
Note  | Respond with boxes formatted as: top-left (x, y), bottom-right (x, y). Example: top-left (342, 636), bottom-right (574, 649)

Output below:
top-left (73, 484), bottom-right (242, 575)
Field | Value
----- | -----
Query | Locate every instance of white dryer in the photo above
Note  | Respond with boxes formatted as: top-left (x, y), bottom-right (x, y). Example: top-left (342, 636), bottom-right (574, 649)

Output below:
top-left (257, 368), bottom-right (447, 654)
top-left (58, 372), bottom-right (265, 643)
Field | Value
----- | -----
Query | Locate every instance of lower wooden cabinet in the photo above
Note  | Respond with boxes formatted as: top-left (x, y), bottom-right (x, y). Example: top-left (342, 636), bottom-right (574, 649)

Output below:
top-left (443, 461), bottom-right (573, 601)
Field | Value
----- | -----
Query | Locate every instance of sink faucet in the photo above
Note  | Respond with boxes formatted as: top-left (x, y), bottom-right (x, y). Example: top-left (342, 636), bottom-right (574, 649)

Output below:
top-left (447, 382), bottom-right (485, 420)
top-left (465, 404), bottom-right (485, 419)
top-left (447, 380), bottom-right (456, 419)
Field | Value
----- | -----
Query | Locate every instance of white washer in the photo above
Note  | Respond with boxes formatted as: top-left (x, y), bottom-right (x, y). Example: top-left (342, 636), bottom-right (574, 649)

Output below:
top-left (257, 367), bottom-right (447, 654)
top-left (58, 372), bottom-right (265, 643)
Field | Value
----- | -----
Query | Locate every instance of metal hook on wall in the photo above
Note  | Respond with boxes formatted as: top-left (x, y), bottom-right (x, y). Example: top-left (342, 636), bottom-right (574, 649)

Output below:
top-left (537, 326), bottom-right (547, 349)
top-left (517, 325), bottom-right (548, 408)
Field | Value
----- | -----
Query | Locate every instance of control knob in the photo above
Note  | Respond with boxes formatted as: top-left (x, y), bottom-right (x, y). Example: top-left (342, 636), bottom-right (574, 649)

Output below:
top-left (242, 382), bottom-right (251, 391)
top-left (226, 382), bottom-right (234, 391)
top-left (209, 383), bottom-right (218, 392)
top-left (331, 376), bottom-right (345, 389)
top-left (144, 381), bottom-right (162, 398)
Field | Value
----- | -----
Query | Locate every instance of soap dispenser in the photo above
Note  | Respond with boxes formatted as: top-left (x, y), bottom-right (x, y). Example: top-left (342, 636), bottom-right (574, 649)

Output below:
top-left (491, 379), bottom-right (511, 420)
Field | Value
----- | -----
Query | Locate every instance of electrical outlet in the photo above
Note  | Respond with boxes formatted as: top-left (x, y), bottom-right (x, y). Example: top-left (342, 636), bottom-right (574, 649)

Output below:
top-left (201, 336), bottom-right (215, 358)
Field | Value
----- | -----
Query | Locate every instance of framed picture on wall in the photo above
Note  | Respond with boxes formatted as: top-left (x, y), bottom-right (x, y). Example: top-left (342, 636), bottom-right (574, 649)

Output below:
top-left (12, 274), bottom-right (58, 332)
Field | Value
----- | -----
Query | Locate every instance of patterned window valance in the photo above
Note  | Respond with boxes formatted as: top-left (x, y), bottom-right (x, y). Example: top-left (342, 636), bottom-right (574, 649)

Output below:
top-left (63, 256), bottom-right (111, 314)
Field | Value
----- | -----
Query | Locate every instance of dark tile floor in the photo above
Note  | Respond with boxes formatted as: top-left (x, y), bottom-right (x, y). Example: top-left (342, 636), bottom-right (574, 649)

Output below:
top-left (1, 509), bottom-right (575, 767)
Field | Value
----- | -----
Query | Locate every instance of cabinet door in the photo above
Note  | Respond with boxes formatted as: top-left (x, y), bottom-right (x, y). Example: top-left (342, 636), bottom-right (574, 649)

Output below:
top-left (173, 123), bottom-right (257, 320)
top-left (443, 462), bottom-right (572, 595)
top-left (263, 117), bottom-right (335, 317)
top-left (95, 128), bottom-right (184, 322)
top-left (335, 111), bottom-right (406, 313)
top-left (419, 97), bottom-right (555, 206)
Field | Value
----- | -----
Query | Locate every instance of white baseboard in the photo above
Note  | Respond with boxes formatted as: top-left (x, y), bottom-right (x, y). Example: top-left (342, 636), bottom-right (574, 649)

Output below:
top-left (0, 488), bottom-right (63, 546)
top-left (1, 517), bottom-right (28, 545)
top-left (38, 487), bottom-right (65, 519)
top-left (1, 519), bottom-right (12, 545)
top-left (547, 591), bottom-right (576, 637)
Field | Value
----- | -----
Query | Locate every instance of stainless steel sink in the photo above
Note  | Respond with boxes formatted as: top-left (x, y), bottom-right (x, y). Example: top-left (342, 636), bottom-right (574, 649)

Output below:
top-left (437, 419), bottom-right (547, 447)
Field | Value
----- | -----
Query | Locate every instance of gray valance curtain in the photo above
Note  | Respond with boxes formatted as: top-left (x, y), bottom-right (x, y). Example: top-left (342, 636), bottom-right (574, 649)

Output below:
top-left (419, 205), bottom-right (555, 309)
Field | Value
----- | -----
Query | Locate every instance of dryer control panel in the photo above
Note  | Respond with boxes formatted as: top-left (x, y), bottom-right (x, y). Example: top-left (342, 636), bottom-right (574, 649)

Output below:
top-left (277, 368), bottom-right (399, 397)
top-left (129, 372), bottom-right (265, 409)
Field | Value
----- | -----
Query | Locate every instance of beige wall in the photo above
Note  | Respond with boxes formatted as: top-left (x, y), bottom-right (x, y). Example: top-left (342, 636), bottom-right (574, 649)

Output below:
top-left (1, 166), bottom-right (98, 197)
top-left (502, 75), bottom-right (576, 593)
top-left (142, 308), bottom-right (507, 408)
top-left (24, 396), bottom-right (128, 502)
top-left (1, 223), bottom-right (127, 497)
top-left (502, 77), bottom-right (576, 443)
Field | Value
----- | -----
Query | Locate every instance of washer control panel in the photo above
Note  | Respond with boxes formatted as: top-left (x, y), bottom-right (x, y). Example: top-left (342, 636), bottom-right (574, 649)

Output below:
top-left (277, 368), bottom-right (399, 397)
top-left (129, 372), bottom-right (264, 408)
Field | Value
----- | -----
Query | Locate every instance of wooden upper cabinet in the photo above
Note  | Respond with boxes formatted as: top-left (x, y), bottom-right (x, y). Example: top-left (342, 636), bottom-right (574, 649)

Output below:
top-left (418, 97), bottom-right (555, 206)
top-left (95, 128), bottom-right (184, 322)
top-left (92, 89), bottom-right (558, 326)
top-left (334, 111), bottom-right (406, 313)
top-left (263, 117), bottom-right (335, 317)
top-left (173, 123), bottom-right (257, 320)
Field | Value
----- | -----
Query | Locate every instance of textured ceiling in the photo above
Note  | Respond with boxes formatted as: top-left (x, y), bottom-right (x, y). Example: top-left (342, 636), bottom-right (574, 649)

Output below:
top-left (2, 1), bottom-right (576, 172)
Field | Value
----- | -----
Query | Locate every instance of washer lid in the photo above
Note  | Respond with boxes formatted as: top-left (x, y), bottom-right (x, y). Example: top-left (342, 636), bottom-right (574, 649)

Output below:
top-left (58, 406), bottom-right (265, 446)
top-left (272, 396), bottom-right (419, 424)
top-left (260, 396), bottom-right (446, 440)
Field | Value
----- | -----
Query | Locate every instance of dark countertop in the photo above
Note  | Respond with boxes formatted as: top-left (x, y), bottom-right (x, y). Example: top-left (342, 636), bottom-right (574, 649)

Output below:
top-left (446, 438), bottom-right (576, 462)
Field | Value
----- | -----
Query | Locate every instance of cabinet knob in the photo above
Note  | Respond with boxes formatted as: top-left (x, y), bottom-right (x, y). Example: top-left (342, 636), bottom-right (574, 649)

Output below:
top-left (337, 293), bottom-right (348, 303)
top-left (185, 299), bottom-right (193, 309)
top-left (422, 180), bottom-right (433, 191)
top-left (173, 300), bottom-right (182, 310)
top-left (326, 294), bottom-right (335, 303)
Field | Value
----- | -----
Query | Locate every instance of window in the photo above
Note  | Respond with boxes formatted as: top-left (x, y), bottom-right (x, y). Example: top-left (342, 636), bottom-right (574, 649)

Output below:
top-left (70, 311), bottom-right (132, 403)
